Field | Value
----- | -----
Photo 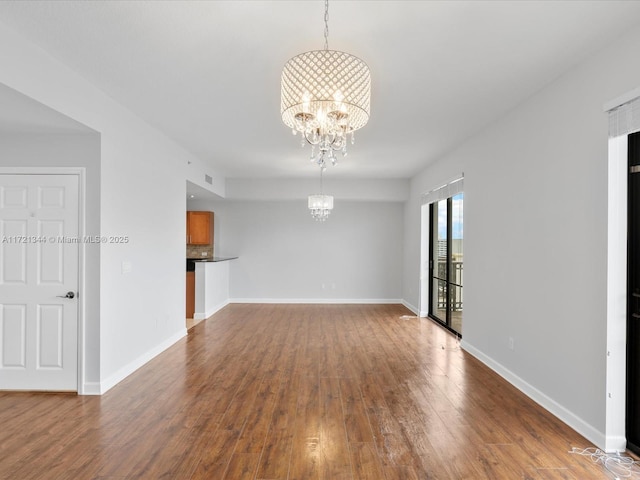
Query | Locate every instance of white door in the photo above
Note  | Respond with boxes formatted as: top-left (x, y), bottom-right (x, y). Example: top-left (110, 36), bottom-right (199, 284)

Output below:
top-left (0, 174), bottom-right (79, 391)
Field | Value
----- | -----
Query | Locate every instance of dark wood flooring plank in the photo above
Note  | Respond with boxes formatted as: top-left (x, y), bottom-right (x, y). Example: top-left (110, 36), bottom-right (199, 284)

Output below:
top-left (224, 453), bottom-right (260, 480)
top-left (255, 373), bottom-right (299, 480)
top-left (319, 376), bottom-right (353, 480)
top-left (350, 442), bottom-right (385, 480)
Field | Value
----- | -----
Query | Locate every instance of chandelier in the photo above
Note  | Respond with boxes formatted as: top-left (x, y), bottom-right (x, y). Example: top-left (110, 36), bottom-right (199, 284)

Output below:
top-left (308, 168), bottom-right (333, 221)
top-left (281, 0), bottom-right (371, 170)
top-left (308, 194), bottom-right (333, 221)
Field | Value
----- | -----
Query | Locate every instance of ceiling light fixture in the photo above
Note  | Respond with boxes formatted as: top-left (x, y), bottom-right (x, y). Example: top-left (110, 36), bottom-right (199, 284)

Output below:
top-left (281, 0), bottom-right (371, 170)
top-left (308, 168), bottom-right (334, 221)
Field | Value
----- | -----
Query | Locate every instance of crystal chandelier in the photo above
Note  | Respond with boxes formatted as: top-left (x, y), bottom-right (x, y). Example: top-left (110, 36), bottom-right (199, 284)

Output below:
top-left (308, 168), bottom-right (334, 221)
top-left (308, 194), bottom-right (333, 221)
top-left (281, 0), bottom-right (371, 170)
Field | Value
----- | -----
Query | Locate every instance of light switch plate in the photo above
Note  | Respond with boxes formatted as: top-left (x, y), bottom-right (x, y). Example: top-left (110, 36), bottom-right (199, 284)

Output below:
top-left (121, 261), bottom-right (133, 274)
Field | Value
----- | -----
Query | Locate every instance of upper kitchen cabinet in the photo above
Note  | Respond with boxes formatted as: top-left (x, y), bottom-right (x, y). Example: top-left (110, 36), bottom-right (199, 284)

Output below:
top-left (187, 211), bottom-right (213, 245)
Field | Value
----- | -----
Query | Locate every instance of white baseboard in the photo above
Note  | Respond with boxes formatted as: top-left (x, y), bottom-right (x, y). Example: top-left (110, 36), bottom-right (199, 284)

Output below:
top-left (80, 382), bottom-right (101, 395)
top-left (194, 299), bottom-right (230, 320)
top-left (94, 328), bottom-right (187, 395)
top-left (401, 300), bottom-right (419, 315)
top-left (229, 298), bottom-right (402, 304)
top-left (604, 435), bottom-right (627, 453)
top-left (461, 339), bottom-right (607, 451)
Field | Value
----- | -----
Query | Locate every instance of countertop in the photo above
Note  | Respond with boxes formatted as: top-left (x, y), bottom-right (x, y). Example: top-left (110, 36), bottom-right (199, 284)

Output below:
top-left (187, 257), bottom-right (238, 271)
top-left (190, 257), bottom-right (238, 262)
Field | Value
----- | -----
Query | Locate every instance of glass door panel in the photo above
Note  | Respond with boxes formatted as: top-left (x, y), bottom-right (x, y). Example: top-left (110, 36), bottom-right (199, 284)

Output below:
top-left (430, 199), bottom-right (448, 324)
top-left (430, 279), bottom-right (447, 323)
top-left (450, 193), bottom-right (463, 333)
top-left (429, 194), bottom-right (463, 335)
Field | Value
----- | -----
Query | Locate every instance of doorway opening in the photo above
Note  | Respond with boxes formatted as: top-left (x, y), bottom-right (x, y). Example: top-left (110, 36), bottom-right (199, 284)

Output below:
top-left (419, 176), bottom-right (464, 336)
top-left (428, 193), bottom-right (464, 336)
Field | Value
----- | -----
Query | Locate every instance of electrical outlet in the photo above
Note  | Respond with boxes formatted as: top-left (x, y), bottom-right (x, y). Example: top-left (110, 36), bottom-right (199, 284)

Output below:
top-left (508, 337), bottom-right (515, 350)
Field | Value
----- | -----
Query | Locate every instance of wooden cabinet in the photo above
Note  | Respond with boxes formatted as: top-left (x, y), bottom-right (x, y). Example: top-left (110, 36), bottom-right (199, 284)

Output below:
top-left (186, 211), bottom-right (213, 245)
top-left (186, 271), bottom-right (195, 318)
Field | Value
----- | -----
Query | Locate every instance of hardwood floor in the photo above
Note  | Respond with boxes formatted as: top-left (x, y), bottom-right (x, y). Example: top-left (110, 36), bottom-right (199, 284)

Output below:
top-left (0, 304), bottom-right (610, 479)
top-left (186, 316), bottom-right (204, 330)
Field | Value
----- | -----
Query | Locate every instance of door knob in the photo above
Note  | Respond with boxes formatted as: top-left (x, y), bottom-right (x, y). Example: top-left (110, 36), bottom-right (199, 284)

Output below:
top-left (57, 291), bottom-right (75, 299)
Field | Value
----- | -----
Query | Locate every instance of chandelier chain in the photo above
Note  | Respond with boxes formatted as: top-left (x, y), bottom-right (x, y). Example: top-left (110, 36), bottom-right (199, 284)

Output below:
top-left (324, 0), bottom-right (329, 50)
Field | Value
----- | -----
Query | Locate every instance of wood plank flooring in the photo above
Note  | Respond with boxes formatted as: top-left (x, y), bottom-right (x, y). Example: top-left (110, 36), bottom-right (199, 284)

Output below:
top-left (0, 304), bottom-right (611, 479)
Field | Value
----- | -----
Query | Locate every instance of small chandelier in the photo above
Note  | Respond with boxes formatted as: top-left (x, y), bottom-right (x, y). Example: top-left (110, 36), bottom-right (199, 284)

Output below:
top-left (281, 0), bottom-right (371, 170)
top-left (308, 168), bottom-right (334, 221)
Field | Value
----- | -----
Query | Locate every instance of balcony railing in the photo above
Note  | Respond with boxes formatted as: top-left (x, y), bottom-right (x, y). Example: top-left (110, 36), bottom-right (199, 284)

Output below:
top-left (436, 259), bottom-right (463, 311)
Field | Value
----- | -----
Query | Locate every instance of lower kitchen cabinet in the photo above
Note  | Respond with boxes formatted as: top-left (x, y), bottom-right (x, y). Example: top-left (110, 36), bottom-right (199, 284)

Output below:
top-left (186, 271), bottom-right (195, 318)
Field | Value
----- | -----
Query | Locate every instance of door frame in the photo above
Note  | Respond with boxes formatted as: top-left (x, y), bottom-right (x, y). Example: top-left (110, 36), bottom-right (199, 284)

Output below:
top-left (419, 203), bottom-right (430, 317)
top-left (0, 167), bottom-right (86, 393)
top-left (429, 199), bottom-right (450, 326)
top-left (626, 132), bottom-right (640, 454)
top-left (427, 197), bottom-right (463, 336)
top-left (607, 132), bottom-right (632, 451)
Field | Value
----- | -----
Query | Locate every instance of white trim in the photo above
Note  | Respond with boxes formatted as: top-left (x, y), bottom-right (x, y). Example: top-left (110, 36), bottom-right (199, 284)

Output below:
top-left (81, 382), bottom-right (102, 396)
top-left (419, 203), bottom-right (430, 317)
top-left (0, 167), bottom-right (86, 175)
top-left (402, 300), bottom-right (419, 315)
top-left (229, 298), bottom-right (403, 305)
top-left (605, 134), bottom-right (629, 452)
top-left (193, 299), bottom-right (230, 320)
top-left (76, 169), bottom-right (88, 395)
top-left (0, 167), bottom-right (86, 394)
top-left (461, 340), bottom-right (609, 451)
top-left (97, 328), bottom-right (187, 395)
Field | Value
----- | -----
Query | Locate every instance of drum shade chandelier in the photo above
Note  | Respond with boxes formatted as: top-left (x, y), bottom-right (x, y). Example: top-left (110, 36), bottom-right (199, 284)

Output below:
top-left (308, 168), bottom-right (333, 221)
top-left (308, 194), bottom-right (334, 221)
top-left (281, 0), bottom-right (371, 170)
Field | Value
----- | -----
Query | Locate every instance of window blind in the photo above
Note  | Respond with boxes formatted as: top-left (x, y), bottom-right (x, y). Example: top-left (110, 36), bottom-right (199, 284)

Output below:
top-left (608, 94), bottom-right (640, 138)
top-left (421, 175), bottom-right (464, 206)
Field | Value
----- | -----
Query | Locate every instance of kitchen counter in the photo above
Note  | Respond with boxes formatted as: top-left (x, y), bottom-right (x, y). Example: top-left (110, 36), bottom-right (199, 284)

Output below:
top-left (187, 257), bottom-right (237, 271)
top-left (188, 258), bottom-right (237, 320)
top-left (191, 256), bottom-right (238, 262)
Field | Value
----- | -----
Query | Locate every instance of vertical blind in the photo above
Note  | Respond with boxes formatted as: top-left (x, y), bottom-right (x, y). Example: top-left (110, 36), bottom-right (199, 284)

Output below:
top-left (421, 174), bottom-right (464, 206)
top-left (608, 94), bottom-right (640, 138)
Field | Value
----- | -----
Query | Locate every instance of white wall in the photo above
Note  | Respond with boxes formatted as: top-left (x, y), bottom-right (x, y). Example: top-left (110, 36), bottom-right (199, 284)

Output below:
top-left (189, 198), bottom-right (404, 302)
top-left (0, 21), bottom-right (223, 393)
top-left (194, 261), bottom-right (230, 319)
top-left (226, 177), bottom-right (409, 202)
top-left (403, 24), bottom-right (640, 449)
top-left (0, 132), bottom-right (101, 385)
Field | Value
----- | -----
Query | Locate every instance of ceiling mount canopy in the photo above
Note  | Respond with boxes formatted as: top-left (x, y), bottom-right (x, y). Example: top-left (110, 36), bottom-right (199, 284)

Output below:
top-left (281, 0), bottom-right (371, 170)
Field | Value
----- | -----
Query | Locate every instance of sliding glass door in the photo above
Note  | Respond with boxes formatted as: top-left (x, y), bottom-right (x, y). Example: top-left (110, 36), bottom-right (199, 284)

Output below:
top-left (429, 193), bottom-right (463, 335)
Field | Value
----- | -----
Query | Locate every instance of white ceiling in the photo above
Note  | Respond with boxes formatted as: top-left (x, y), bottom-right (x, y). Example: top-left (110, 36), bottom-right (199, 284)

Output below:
top-left (1, 1), bottom-right (639, 179)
